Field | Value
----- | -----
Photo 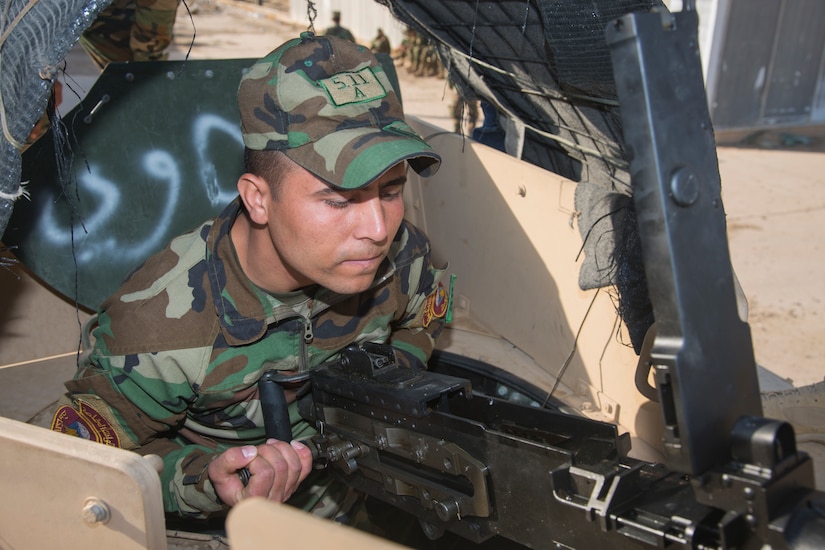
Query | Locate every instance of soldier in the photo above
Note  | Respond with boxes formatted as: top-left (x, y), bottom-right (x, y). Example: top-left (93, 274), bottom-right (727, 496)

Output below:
top-left (370, 28), bottom-right (391, 55)
top-left (50, 33), bottom-right (446, 520)
top-left (407, 31), bottom-right (428, 74)
top-left (393, 27), bottom-right (416, 67)
top-left (449, 78), bottom-right (479, 135)
top-left (419, 42), bottom-right (443, 77)
top-left (79, 0), bottom-right (181, 69)
top-left (323, 10), bottom-right (355, 43)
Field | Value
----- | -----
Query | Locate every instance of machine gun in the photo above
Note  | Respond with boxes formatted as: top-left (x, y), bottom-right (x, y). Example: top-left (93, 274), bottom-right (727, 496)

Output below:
top-left (290, 342), bottom-right (824, 549)
top-left (256, 6), bottom-right (825, 548)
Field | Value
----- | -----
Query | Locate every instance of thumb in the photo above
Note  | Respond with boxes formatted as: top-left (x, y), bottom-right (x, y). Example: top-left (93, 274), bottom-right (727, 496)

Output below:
top-left (208, 446), bottom-right (259, 506)
top-left (209, 446), bottom-right (257, 482)
top-left (232, 445), bottom-right (258, 468)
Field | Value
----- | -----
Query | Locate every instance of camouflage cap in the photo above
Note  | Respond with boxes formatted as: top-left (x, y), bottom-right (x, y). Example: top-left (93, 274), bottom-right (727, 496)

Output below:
top-left (238, 32), bottom-right (441, 190)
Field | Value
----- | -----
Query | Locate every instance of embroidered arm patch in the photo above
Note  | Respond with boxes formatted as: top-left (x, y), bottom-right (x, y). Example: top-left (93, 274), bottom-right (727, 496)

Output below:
top-left (421, 281), bottom-right (449, 328)
top-left (51, 398), bottom-right (124, 448)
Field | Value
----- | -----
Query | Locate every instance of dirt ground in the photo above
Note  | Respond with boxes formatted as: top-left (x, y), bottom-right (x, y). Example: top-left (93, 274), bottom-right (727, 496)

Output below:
top-left (58, 0), bottom-right (823, 389)
top-left (719, 146), bottom-right (824, 387)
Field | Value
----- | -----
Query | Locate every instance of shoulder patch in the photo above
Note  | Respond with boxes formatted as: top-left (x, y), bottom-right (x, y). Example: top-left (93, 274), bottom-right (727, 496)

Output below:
top-left (422, 282), bottom-right (449, 328)
top-left (51, 400), bottom-right (122, 447)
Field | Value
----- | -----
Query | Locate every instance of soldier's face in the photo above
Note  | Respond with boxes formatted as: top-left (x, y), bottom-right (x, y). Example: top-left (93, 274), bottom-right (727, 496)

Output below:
top-left (266, 162), bottom-right (407, 295)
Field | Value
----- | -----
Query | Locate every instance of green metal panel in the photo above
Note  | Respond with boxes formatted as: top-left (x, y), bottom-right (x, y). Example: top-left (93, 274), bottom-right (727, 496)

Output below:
top-left (6, 59), bottom-right (253, 310)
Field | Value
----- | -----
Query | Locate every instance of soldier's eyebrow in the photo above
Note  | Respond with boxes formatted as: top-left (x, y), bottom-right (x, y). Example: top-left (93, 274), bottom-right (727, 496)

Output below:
top-left (380, 175), bottom-right (407, 189)
top-left (312, 176), bottom-right (407, 198)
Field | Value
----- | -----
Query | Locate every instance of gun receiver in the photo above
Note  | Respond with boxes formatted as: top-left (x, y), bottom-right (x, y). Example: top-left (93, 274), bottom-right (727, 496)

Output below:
top-left (299, 344), bottom-right (825, 548)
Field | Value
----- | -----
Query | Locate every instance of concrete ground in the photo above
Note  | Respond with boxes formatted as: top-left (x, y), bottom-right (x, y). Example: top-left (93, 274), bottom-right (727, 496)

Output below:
top-left (47, 0), bottom-right (825, 390)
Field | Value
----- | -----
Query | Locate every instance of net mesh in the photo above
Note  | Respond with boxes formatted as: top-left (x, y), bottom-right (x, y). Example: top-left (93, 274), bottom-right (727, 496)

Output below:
top-left (0, 0), bottom-right (110, 236)
top-left (378, 0), bottom-right (663, 351)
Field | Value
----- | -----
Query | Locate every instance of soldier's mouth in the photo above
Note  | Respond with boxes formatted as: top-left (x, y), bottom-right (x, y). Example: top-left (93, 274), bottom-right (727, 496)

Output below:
top-left (339, 250), bottom-right (386, 271)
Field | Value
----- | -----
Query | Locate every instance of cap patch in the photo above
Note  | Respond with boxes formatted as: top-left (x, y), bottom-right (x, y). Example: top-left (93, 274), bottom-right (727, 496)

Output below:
top-left (320, 67), bottom-right (387, 106)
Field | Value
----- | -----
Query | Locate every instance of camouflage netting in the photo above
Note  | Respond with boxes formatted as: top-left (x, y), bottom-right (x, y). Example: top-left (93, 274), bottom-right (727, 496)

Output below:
top-left (0, 0), bottom-right (110, 238)
top-left (379, 0), bottom-right (661, 352)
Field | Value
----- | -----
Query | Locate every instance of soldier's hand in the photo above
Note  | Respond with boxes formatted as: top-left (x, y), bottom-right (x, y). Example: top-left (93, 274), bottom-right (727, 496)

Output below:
top-left (208, 439), bottom-right (313, 506)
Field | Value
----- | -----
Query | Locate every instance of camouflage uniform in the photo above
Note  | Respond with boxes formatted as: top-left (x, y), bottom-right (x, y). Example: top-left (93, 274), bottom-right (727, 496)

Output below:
top-left (52, 31), bottom-right (445, 520)
top-left (52, 197), bottom-right (446, 517)
top-left (80, 0), bottom-right (181, 68)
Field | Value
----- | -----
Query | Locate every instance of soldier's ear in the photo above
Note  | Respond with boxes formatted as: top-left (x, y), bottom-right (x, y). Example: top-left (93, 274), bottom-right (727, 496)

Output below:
top-left (237, 173), bottom-right (271, 225)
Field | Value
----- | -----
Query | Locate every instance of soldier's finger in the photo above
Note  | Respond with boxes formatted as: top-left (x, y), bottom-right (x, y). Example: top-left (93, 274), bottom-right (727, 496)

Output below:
top-left (291, 439), bottom-right (314, 488)
top-left (266, 439), bottom-right (312, 499)
top-left (256, 440), bottom-right (292, 501)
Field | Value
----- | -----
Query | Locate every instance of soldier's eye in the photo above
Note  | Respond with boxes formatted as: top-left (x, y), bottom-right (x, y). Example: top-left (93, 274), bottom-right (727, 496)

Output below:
top-left (324, 199), bottom-right (350, 209)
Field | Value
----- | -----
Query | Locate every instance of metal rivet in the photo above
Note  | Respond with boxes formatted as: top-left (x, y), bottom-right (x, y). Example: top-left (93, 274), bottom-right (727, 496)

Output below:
top-left (81, 497), bottom-right (110, 526)
top-left (435, 499), bottom-right (459, 522)
top-left (670, 167), bottom-right (699, 207)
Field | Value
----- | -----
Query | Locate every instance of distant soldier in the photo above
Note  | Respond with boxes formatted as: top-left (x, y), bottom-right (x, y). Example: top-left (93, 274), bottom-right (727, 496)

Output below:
top-left (80, 0), bottom-right (182, 69)
top-left (407, 32), bottom-right (428, 74)
top-left (419, 42), bottom-right (442, 77)
top-left (393, 27), bottom-right (415, 67)
top-left (370, 28), bottom-right (391, 55)
top-left (449, 79), bottom-right (479, 135)
top-left (323, 10), bottom-right (355, 43)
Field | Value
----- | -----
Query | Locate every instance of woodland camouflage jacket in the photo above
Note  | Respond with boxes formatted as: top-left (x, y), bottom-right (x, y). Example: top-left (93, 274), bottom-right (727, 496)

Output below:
top-left (52, 198), bottom-right (447, 517)
top-left (79, 0), bottom-right (181, 67)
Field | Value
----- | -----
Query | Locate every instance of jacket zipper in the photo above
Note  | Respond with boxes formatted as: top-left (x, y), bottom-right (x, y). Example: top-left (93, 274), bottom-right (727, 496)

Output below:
top-left (299, 316), bottom-right (314, 373)
top-left (294, 267), bottom-right (395, 372)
